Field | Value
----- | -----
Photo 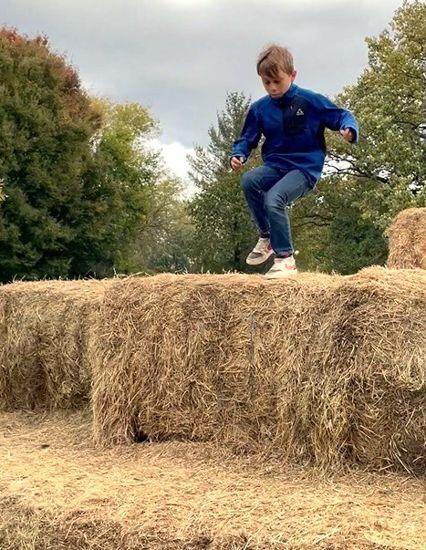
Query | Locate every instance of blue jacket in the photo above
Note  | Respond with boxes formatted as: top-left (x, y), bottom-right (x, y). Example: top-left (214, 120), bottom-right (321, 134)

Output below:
top-left (231, 83), bottom-right (359, 186)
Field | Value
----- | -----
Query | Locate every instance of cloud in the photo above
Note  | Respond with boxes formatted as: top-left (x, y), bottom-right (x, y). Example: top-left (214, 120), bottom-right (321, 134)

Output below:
top-left (1, 0), bottom-right (403, 151)
top-left (149, 138), bottom-right (196, 196)
top-left (150, 139), bottom-right (194, 179)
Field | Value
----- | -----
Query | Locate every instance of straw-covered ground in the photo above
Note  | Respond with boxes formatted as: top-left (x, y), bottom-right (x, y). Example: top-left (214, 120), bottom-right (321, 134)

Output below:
top-left (1, 208), bottom-right (425, 548)
top-left (1, 411), bottom-right (425, 550)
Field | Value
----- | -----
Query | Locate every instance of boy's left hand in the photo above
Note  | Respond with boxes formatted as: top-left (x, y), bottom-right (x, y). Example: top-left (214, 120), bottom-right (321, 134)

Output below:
top-left (340, 128), bottom-right (354, 142)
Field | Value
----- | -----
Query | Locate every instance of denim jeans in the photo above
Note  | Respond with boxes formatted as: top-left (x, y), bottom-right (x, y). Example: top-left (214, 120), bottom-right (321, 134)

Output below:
top-left (240, 165), bottom-right (312, 256)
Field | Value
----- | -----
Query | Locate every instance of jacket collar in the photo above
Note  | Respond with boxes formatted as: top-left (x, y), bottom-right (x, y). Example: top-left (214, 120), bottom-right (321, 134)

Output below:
top-left (271, 83), bottom-right (298, 106)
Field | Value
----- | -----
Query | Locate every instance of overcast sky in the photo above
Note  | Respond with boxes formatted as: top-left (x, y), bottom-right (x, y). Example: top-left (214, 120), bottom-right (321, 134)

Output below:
top-left (2, 0), bottom-right (403, 182)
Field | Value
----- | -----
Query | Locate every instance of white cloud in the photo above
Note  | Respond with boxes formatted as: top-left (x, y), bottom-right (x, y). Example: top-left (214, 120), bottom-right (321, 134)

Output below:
top-left (150, 139), bottom-right (194, 179)
top-left (149, 139), bottom-right (197, 197)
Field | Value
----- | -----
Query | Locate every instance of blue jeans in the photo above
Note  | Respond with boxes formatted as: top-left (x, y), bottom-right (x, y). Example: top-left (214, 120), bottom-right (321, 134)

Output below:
top-left (241, 166), bottom-right (312, 256)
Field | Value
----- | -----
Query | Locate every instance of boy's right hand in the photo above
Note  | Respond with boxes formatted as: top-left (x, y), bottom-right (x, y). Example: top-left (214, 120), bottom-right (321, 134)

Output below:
top-left (230, 156), bottom-right (245, 171)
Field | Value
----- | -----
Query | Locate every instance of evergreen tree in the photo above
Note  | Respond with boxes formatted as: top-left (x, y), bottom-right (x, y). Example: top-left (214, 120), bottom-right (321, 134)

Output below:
top-left (0, 29), bottom-right (101, 281)
top-left (188, 92), bottom-right (261, 272)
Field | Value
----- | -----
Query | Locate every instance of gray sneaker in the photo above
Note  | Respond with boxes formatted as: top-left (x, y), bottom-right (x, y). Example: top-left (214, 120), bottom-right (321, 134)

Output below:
top-left (246, 237), bottom-right (274, 265)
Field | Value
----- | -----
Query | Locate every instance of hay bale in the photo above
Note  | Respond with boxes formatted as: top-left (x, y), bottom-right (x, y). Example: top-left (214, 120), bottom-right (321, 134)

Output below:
top-left (92, 269), bottom-right (426, 474)
top-left (387, 207), bottom-right (426, 269)
top-left (0, 280), bottom-right (110, 410)
top-left (289, 266), bottom-right (425, 474)
top-left (92, 272), bottom-right (340, 449)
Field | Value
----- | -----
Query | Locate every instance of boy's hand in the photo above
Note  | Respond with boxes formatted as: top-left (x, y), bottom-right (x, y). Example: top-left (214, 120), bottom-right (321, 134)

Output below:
top-left (230, 156), bottom-right (245, 171)
top-left (340, 128), bottom-right (355, 142)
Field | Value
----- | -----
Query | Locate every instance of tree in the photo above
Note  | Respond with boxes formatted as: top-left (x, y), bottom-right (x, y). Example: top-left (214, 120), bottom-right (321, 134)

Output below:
top-left (68, 100), bottom-right (161, 277)
top-left (0, 29), bottom-right (167, 281)
top-left (325, 0), bottom-right (426, 229)
top-left (188, 92), bottom-right (261, 272)
top-left (122, 176), bottom-right (194, 274)
top-left (292, 179), bottom-right (388, 274)
top-left (83, 101), bottom-right (195, 276)
top-left (292, 0), bottom-right (425, 272)
top-left (0, 29), bottom-right (102, 281)
top-left (189, 170), bottom-right (256, 272)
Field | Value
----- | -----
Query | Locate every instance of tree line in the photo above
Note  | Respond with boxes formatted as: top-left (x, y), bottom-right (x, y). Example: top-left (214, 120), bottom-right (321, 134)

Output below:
top-left (0, 1), bottom-right (424, 282)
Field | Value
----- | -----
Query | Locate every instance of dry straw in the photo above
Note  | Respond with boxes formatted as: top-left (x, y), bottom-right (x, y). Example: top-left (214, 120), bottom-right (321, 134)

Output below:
top-left (302, 267), bottom-right (425, 474)
top-left (0, 280), bottom-right (110, 410)
top-left (387, 207), bottom-right (426, 269)
top-left (2, 411), bottom-right (425, 550)
top-left (92, 268), bottom-right (425, 475)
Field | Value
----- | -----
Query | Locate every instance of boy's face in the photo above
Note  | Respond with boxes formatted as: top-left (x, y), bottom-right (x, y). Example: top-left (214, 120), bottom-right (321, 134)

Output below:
top-left (260, 69), bottom-right (296, 99)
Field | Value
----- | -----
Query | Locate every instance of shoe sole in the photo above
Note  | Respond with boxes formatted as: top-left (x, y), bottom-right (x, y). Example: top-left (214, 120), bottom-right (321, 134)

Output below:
top-left (246, 249), bottom-right (274, 266)
top-left (264, 269), bottom-right (298, 279)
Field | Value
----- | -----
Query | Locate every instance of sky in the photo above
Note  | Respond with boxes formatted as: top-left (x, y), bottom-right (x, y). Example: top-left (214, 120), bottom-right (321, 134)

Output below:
top-left (1, 0), bottom-right (404, 187)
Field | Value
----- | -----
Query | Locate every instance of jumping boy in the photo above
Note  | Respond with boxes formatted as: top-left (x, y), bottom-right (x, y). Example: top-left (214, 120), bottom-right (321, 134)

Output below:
top-left (230, 44), bottom-right (359, 278)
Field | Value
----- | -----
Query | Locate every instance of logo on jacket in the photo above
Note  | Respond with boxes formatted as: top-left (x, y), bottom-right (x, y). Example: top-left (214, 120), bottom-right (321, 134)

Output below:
top-left (296, 108), bottom-right (304, 116)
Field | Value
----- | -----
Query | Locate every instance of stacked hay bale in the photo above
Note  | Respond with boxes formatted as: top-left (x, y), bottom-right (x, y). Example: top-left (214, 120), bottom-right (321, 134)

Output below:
top-left (387, 207), bottom-right (426, 269)
top-left (0, 280), bottom-right (110, 410)
top-left (294, 267), bottom-right (425, 474)
top-left (92, 269), bottom-right (425, 475)
top-left (1, 202), bottom-right (425, 474)
top-left (92, 273), bottom-right (340, 449)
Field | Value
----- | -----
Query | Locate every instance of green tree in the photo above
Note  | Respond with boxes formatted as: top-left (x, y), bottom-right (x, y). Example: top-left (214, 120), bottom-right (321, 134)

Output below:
top-left (0, 30), bottom-right (166, 281)
top-left (0, 29), bottom-right (102, 281)
top-left (127, 177), bottom-right (194, 274)
top-left (189, 170), bottom-right (256, 272)
top-left (188, 92), bottom-right (261, 272)
top-left (327, 0), bottom-right (425, 226)
top-left (69, 100), bottom-right (161, 277)
top-left (293, 0), bottom-right (425, 272)
top-left (83, 102), bottom-right (194, 276)
top-left (292, 179), bottom-right (388, 274)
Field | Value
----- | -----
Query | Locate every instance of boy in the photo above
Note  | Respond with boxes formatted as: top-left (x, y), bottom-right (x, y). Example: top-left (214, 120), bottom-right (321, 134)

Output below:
top-left (230, 44), bottom-right (359, 278)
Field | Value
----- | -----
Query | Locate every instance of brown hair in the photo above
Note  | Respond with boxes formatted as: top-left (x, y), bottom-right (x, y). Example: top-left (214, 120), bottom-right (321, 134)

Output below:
top-left (256, 44), bottom-right (294, 78)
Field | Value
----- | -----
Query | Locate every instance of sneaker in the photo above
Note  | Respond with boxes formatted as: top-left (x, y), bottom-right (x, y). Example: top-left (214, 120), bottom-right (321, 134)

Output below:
top-left (246, 237), bottom-right (274, 265)
top-left (264, 256), bottom-right (298, 279)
